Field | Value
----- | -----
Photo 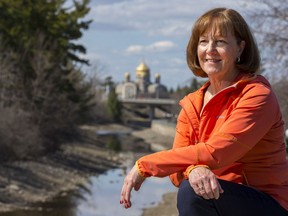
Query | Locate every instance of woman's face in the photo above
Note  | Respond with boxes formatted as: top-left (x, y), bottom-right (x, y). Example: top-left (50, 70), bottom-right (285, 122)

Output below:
top-left (197, 28), bottom-right (245, 78)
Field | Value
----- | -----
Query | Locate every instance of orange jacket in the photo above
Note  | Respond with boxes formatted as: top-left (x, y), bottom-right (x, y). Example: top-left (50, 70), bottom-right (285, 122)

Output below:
top-left (137, 74), bottom-right (288, 210)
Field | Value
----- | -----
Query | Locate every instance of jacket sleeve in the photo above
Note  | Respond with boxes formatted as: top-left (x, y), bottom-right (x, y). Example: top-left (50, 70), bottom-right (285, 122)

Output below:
top-left (137, 84), bottom-right (282, 177)
top-left (168, 109), bottom-right (193, 186)
top-left (172, 109), bottom-right (192, 148)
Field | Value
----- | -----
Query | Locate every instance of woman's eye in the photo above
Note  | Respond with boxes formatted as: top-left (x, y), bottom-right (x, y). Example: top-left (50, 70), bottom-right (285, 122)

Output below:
top-left (199, 40), bottom-right (208, 45)
top-left (216, 40), bottom-right (226, 45)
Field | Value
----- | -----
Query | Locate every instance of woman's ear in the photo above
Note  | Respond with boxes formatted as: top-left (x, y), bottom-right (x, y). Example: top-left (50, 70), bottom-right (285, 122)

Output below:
top-left (239, 40), bottom-right (246, 56)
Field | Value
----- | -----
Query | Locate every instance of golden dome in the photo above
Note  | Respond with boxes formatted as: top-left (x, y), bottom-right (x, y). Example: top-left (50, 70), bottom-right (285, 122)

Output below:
top-left (136, 62), bottom-right (150, 77)
top-left (124, 72), bottom-right (130, 78)
top-left (136, 62), bottom-right (149, 71)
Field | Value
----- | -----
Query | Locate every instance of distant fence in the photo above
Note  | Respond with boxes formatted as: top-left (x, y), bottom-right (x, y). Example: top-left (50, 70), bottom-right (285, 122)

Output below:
top-left (120, 98), bottom-right (177, 120)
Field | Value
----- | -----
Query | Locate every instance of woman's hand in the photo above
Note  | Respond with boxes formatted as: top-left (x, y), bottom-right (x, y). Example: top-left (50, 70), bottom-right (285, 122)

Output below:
top-left (188, 166), bottom-right (224, 200)
top-left (120, 165), bottom-right (145, 208)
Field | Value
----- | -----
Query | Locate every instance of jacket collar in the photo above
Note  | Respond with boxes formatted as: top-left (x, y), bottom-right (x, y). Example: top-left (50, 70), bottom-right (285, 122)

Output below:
top-left (197, 73), bottom-right (258, 95)
top-left (179, 73), bottom-right (260, 115)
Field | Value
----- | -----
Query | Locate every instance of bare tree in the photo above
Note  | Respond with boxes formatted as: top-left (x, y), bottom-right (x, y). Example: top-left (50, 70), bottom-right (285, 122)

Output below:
top-left (243, 0), bottom-right (288, 78)
top-left (272, 75), bottom-right (288, 127)
top-left (243, 0), bottom-right (288, 128)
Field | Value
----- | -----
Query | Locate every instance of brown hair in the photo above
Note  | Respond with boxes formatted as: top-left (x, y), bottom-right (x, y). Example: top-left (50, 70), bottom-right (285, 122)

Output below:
top-left (187, 8), bottom-right (260, 77)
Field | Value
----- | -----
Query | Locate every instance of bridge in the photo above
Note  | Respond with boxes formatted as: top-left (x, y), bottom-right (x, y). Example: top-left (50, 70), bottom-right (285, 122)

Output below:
top-left (119, 98), bottom-right (177, 120)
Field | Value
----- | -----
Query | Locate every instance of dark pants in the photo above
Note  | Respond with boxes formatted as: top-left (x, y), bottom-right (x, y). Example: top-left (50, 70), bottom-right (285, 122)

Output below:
top-left (177, 179), bottom-right (288, 216)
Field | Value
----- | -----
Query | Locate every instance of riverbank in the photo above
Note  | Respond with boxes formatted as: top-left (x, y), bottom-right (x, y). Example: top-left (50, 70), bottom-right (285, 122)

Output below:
top-left (0, 123), bottom-right (178, 215)
top-left (0, 124), bottom-right (121, 212)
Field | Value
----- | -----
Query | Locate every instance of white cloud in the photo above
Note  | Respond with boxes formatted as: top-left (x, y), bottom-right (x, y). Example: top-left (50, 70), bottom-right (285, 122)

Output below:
top-left (146, 41), bottom-right (177, 52)
top-left (125, 45), bottom-right (145, 54)
top-left (81, 0), bottom-right (247, 88)
top-left (125, 40), bottom-right (176, 54)
top-left (89, 0), bottom-right (242, 36)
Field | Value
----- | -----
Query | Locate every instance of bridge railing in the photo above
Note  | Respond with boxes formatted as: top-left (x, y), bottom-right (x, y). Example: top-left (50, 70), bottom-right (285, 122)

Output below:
top-left (119, 98), bottom-right (177, 105)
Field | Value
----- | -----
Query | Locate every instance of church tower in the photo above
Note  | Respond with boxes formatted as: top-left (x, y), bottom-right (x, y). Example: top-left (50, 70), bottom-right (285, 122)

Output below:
top-left (135, 62), bottom-right (150, 93)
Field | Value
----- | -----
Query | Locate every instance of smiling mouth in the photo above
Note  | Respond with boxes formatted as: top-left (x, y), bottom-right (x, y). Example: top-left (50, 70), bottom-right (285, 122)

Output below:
top-left (205, 59), bottom-right (221, 62)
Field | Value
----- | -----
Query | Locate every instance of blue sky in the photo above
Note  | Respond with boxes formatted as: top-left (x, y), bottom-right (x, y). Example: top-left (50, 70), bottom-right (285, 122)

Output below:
top-left (77, 0), bottom-right (249, 89)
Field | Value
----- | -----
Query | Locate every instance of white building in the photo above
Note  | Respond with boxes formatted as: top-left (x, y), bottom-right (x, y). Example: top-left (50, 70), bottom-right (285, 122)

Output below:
top-left (115, 62), bottom-right (168, 99)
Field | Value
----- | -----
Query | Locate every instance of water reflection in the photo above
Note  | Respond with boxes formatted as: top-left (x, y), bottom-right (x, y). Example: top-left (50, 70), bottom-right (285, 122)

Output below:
top-left (0, 131), bottom-right (175, 216)
top-left (77, 168), bottom-right (177, 216)
top-left (106, 136), bottom-right (122, 152)
top-left (0, 167), bottom-right (176, 216)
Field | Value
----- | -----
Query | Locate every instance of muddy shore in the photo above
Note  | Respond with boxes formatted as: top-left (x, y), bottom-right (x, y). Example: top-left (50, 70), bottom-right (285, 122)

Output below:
top-left (0, 123), bottom-right (178, 215)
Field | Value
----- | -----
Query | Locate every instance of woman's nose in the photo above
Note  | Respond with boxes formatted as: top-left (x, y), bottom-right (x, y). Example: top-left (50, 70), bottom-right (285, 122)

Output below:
top-left (207, 41), bottom-right (216, 53)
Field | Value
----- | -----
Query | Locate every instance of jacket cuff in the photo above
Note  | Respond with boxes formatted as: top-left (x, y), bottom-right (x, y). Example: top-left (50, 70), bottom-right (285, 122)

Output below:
top-left (184, 164), bottom-right (210, 178)
top-left (135, 160), bottom-right (148, 178)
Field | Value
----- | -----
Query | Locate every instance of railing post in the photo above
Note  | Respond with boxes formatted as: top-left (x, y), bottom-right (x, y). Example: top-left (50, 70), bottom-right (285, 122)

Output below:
top-left (149, 105), bottom-right (155, 121)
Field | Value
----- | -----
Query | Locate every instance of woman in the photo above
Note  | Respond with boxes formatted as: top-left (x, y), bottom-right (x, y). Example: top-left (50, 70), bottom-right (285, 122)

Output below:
top-left (120, 8), bottom-right (288, 216)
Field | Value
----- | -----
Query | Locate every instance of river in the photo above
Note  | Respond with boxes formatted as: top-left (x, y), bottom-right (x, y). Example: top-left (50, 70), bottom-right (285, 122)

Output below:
top-left (0, 131), bottom-right (177, 216)
top-left (0, 168), bottom-right (176, 216)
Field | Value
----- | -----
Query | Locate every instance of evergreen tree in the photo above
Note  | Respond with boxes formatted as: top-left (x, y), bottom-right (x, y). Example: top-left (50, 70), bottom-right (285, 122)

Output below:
top-left (0, 0), bottom-right (96, 159)
top-left (107, 90), bottom-right (122, 123)
top-left (0, 0), bottom-right (91, 66)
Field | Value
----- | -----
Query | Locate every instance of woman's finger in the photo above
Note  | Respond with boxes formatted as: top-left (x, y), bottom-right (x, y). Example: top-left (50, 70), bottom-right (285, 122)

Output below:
top-left (120, 165), bottom-right (145, 208)
top-left (197, 183), bottom-right (209, 199)
top-left (124, 180), bottom-right (133, 208)
top-left (202, 178), bottom-right (215, 199)
top-left (210, 177), bottom-right (220, 199)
